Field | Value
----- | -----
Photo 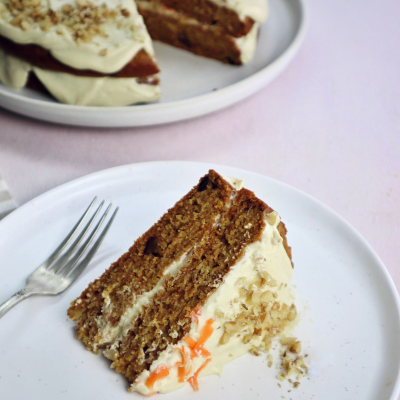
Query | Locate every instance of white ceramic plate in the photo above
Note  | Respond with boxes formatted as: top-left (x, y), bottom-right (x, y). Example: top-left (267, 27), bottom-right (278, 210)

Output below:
top-left (1, 161), bottom-right (399, 400)
top-left (0, 0), bottom-right (307, 127)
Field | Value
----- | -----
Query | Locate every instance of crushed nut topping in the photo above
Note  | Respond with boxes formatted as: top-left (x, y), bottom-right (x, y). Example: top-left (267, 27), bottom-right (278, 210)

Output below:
top-left (0, 0), bottom-right (135, 44)
top-left (217, 272), bottom-right (297, 348)
top-left (215, 271), bottom-right (308, 385)
top-left (278, 339), bottom-right (308, 382)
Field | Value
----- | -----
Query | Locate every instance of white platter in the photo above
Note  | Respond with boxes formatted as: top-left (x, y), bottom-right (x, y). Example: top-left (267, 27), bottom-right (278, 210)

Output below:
top-left (0, 0), bottom-right (307, 127)
top-left (1, 161), bottom-right (399, 400)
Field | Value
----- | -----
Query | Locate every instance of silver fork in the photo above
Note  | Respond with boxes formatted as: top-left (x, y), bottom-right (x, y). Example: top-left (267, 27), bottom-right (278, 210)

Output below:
top-left (0, 197), bottom-right (118, 319)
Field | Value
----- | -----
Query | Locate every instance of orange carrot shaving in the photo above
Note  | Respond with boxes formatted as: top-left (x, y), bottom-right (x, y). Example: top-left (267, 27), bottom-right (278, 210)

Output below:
top-left (191, 345), bottom-right (211, 359)
top-left (192, 319), bottom-right (214, 352)
top-left (184, 336), bottom-right (197, 350)
top-left (174, 346), bottom-right (191, 383)
top-left (177, 318), bottom-right (214, 389)
top-left (188, 358), bottom-right (211, 391)
top-left (145, 364), bottom-right (170, 389)
top-left (185, 319), bottom-right (214, 359)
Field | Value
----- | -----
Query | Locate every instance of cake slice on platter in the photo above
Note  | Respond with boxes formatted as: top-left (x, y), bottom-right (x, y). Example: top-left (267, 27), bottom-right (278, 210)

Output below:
top-left (0, 0), bottom-right (160, 106)
top-left (68, 170), bottom-right (307, 394)
top-left (136, 0), bottom-right (268, 65)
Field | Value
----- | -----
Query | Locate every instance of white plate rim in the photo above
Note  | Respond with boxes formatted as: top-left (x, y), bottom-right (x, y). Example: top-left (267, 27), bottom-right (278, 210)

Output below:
top-left (1, 160), bottom-right (399, 399)
top-left (0, 0), bottom-right (308, 127)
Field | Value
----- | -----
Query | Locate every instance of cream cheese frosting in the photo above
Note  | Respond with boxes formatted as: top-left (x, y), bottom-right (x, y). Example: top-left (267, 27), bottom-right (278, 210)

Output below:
top-left (221, 174), bottom-right (244, 190)
top-left (208, 0), bottom-right (268, 23)
top-left (130, 210), bottom-right (295, 395)
top-left (232, 22), bottom-right (259, 64)
top-left (33, 68), bottom-right (160, 106)
top-left (0, 47), bottom-right (30, 88)
top-left (0, 0), bottom-right (155, 73)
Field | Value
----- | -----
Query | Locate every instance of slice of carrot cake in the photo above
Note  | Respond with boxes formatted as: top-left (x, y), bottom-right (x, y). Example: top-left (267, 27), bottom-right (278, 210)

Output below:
top-left (136, 0), bottom-right (268, 64)
top-left (68, 170), bottom-right (306, 394)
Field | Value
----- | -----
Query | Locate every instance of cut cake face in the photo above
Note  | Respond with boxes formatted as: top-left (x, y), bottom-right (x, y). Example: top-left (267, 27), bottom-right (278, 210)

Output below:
top-left (68, 170), bottom-right (304, 395)
top-left (68, 170), bottom-right (235, 352)
top-left (0, 0), bottom-right (268, 105)
top-left (136, 0), bottom-right (268, 65)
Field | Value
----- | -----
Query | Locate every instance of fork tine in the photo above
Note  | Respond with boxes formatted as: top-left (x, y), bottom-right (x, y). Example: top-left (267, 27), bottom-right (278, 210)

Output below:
top-left (39, 197), bottom-right (97, 270)
top-left (68, 207), bottom-right (119, 282)
top-left (50, 200), bottom-right (104, 273)
top-left (58, 203), bottom-right (113, 278)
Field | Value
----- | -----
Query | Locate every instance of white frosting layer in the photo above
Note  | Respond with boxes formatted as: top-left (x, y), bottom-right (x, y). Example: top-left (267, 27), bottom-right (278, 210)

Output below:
top-left (208, 0), bottom-right (268, 23)
top-left (0, 47), bottom-right (160, 106)
top-left (0, 0), bottom-right (155, 73)
top-left (33, 68), bottom-right (160, 106)
top-left (0, 47), bottom-right (30, 88)
top-left (233, 22), bottom-right (259, 64)
top-left (131, 212), bottom-right (294, 395)
top-left (221, 175), bottom-right (244, 190)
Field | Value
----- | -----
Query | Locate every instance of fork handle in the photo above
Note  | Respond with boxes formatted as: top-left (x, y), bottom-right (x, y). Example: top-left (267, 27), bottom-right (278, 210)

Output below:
top-left (0, 288), bottom-right (33, 320)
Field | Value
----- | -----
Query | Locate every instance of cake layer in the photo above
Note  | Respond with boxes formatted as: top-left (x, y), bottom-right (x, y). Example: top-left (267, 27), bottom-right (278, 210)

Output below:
top-left (109, 188), bottom-right (292, 386)
top-left (0, 34), bottom-right (160, 78)
top-left (137, 1), bottom-right (260, 65)
top-left (157, 0), bottom-right (255, 38)
top-left (68, 171), bottom-right (235, 352)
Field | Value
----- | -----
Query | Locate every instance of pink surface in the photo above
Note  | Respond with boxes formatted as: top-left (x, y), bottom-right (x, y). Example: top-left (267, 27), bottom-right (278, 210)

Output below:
top-left (0, 0), bottom-right (399, 392)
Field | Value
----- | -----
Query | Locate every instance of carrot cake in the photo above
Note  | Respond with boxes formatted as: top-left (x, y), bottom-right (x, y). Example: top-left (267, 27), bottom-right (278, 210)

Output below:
top-left (0, 0), bottom-right (161, 106)
top-left (0, 0), bottom-right (268, 105)
top-left (68, 170), bottom-right (307, 394)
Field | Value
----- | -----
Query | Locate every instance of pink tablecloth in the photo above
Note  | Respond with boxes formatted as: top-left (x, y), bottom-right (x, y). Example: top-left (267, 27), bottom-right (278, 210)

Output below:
top-left (0, 0), bottom-right (399, 392)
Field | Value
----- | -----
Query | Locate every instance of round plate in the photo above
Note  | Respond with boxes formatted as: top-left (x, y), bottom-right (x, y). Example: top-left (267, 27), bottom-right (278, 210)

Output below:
top-left (0, 161), bottom-right (399, 400)
top-left (0, 0), bottom-right (307, 127)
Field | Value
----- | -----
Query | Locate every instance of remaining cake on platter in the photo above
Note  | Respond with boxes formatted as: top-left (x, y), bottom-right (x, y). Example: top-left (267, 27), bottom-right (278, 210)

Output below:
top-left (68, 170), bottom-right (307, 395)
top-left (0, 0), bottom-right (268, 106)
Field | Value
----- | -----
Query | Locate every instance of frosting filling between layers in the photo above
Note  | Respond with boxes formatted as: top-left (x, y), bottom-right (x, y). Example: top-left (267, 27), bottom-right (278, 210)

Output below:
top-left (0, 48), bottom-right (160, 106)
top-left (130, 211), bottom-right (294, 395)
